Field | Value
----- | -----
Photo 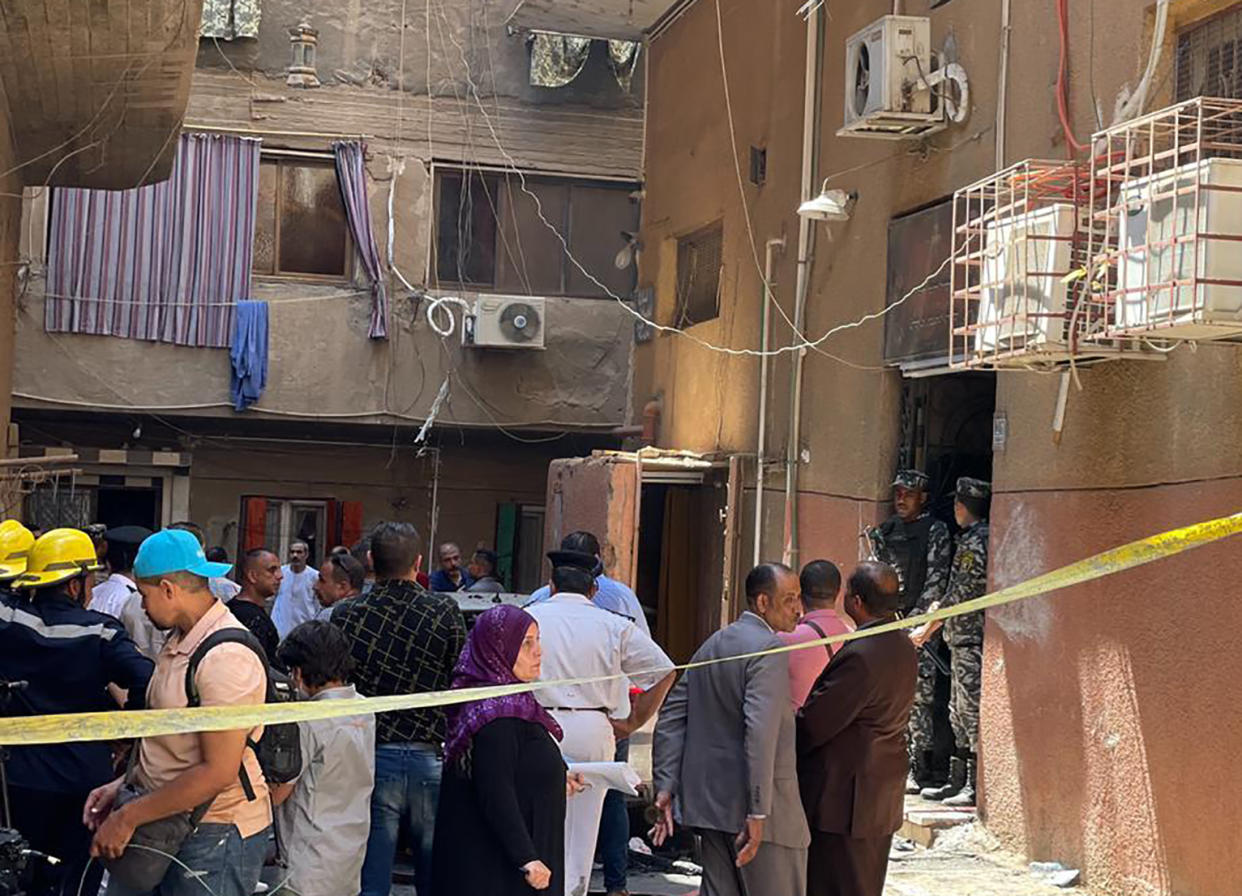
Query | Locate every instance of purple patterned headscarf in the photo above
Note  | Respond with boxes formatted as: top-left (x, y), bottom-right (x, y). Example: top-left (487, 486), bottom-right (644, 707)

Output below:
top-left (444, 604), bottom-right (562, 764)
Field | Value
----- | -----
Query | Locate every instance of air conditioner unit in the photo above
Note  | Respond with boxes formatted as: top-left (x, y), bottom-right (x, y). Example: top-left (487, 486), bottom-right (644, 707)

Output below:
top-left (840, 15), bottom-right (942, 140)
top-left (465, 295), bottom-right (546, 350)
top-left (975, 204), bottom-right (1079, 354)
top-left (1115, 157), bottom-right (1242, 339)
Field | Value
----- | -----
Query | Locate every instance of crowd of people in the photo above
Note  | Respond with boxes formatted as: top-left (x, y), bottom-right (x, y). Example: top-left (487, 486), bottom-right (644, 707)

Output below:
top-left (0, 467), bottom-right (989, 896)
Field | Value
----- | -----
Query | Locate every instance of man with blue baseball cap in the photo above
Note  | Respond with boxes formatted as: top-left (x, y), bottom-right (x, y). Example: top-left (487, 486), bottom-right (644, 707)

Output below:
top-left (85, 528), bottom-right (273, 896)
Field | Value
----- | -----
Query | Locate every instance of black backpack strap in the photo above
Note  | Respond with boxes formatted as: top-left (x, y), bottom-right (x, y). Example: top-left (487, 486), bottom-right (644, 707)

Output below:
top-left (802, 619), bottom-right (833, 659)
top-left (185, 628), bottom-right (270, 802)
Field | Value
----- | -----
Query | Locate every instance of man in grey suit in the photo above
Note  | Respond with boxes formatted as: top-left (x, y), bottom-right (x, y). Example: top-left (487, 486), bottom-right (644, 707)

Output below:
top-left (651, 563), bottom-right (811, 896)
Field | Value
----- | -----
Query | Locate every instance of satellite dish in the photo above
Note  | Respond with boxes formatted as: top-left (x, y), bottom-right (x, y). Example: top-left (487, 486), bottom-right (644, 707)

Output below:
top-left (499, 302), bottom-right (541, 343)
top-left (853, 43), bottom-right (871, 117)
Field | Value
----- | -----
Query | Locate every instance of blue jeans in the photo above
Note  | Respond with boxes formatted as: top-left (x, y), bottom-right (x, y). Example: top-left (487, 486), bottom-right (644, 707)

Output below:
top-left (106, 823), bottom-right (270, 896)
top-left (361, 743), bottom-right (441, 896)
top-left (598, 739), bottom-right (630, 892)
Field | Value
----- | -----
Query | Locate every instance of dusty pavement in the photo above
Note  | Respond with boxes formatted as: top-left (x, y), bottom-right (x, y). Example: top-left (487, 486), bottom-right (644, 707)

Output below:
top-left (578, 824), bottom-right (1082, 896)
top-left (394, 824), bottom-right (1081, 896)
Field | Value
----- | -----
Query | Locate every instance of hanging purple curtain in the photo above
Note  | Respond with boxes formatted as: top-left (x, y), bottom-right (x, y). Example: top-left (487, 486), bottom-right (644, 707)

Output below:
top-left (45, 133), bottom-right (261, 348)
top-left (333, 141), bottom-right (388, 339)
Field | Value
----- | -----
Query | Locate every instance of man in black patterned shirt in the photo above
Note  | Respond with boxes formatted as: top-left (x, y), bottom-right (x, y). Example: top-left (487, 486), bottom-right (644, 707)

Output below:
top-left (332, 521), bottom-right (467, 896)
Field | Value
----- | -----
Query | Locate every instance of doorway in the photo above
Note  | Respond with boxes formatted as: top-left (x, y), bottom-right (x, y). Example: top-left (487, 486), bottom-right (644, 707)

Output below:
top-left (897, 370), bottom-right (995, 772)
top-left (634, 474), bottom-right (729, 664)
top-left (97, 485), bottom-right (161, 531)
top-left (898, 372), bottom-right (996, 526)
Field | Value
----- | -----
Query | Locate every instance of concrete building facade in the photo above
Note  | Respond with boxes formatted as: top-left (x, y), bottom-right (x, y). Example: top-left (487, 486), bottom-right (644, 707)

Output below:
top-left (7, 0), bottom-right (646, 586)
top-left (586, 0), bottom-right (1240, 893)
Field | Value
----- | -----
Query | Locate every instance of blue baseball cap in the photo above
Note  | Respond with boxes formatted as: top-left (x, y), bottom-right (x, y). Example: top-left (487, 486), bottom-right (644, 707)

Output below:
top-left (134, 529), bottom-right (232, 580)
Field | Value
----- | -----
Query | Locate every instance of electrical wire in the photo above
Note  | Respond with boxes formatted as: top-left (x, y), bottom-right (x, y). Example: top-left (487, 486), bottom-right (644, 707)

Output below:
top-left (1056, 0), bottom-right (1088, 155)
top-left (444, 16), bottom-right (954, 360)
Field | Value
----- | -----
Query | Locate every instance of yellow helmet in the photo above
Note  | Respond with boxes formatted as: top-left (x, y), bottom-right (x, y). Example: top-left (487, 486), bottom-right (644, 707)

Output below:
top-left (15, 528), bottom-right (105, 589)
top-left (0, 522), bottom-right (35, 581)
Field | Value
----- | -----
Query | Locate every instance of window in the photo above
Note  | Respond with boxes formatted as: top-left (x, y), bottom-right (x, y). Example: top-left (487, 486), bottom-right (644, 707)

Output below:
top-left (883, 199), bottom-right (953, 366)
top-left (239, 497), bottom-right (364, 567)
top-left (674, 222), bottom-right (724, 327)
top-left (436, 169), bottom-right (500, 286)
top-left (25, 480), bottom-right (163, 532)
top-left (749, 146), bottom-right (767, 187)
top-left (433, 167), bottom-right (639, 298)
top-left (254, 156), bottom-right (352, 279)
top-left (1177, 8), bottom-right (1242, 101)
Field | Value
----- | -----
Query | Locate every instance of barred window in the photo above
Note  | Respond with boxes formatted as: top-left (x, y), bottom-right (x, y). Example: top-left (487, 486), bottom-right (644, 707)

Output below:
top-left (674, 222), bottom-right (724, 327)
top-left (1176, 8), bottom-right (1242, 101)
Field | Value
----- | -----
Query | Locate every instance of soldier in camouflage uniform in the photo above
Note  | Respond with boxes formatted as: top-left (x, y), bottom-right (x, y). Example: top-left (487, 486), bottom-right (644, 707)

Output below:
top-left (866, 469), bottom-right (951, 793)
top-left (920, 477), bottom-right (990, 806)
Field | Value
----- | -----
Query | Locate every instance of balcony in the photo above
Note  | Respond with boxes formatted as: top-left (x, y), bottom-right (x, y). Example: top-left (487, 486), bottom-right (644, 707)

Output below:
top-left (0, 0), bottom-right (201, 189)
top-left (504, 0), bottom-right (680, 40)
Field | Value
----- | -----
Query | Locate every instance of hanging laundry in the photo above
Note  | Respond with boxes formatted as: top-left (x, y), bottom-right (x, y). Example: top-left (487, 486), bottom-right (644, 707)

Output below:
top-left (230, 300), bottom-right (269, 411)
top-left (529, 32), bottom-right (593, 88)
top-left (608, 40), bottom-right (642, 92)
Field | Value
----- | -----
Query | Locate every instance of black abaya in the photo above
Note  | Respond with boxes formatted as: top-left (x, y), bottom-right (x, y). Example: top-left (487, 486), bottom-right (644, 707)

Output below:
top-left (431, 717), bottom-right (566, 896)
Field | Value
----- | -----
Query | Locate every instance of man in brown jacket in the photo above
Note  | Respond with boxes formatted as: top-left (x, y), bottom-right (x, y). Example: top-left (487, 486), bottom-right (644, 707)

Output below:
top-left (796, 561), bottom-right (917, 896)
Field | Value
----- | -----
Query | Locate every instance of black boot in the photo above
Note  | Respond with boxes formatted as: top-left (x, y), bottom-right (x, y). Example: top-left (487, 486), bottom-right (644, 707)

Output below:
top-left (921, 755), bottom-right (966, 801)
top-left (943, 754), bottom-right (977, 806)
top-left (905, 750), bottom-right (934, 794)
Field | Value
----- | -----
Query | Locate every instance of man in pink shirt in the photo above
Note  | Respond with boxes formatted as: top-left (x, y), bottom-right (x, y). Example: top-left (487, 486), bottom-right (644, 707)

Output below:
top-left (778, 560), bottom-right (854, 708)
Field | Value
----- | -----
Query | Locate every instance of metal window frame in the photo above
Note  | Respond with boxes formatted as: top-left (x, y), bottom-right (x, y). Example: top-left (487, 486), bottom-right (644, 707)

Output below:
top-left (255, 151), bottom-right (354, 283)
top-left (674, 220), bottom-right (725, 327)
top-left (428, 161), bottom-right (640, 297)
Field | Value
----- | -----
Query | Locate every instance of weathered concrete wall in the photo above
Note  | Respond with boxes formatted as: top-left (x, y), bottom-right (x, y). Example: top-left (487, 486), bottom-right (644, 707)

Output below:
top-left (198, 0), bottom-right (641, 109)
top-left (642, 0), bottom-right (1242, 892)
top-left (12, 279), bottom-right (633, 430)
top-left (190, 437), bottom-right (555, 564)
top-left (985, 481), bottom-right (1242, 896)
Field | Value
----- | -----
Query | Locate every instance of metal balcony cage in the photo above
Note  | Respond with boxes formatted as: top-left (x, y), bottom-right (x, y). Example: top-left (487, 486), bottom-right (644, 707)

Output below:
top-left (949, 160), bottom-right (1147, 370)
top-left (1087, 96), bottom-right (1242, 343)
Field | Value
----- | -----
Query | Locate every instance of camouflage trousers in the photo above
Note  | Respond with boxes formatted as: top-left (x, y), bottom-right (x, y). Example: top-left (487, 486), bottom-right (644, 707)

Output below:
top-left (949, 642), bottom-right (983, 753)
top-left (908, 643), bottom-right (941, 753)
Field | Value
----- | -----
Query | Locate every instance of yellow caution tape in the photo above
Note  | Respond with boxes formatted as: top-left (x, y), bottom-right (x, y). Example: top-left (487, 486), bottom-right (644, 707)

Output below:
top-left (1, 511), bottom-right (1239, 746)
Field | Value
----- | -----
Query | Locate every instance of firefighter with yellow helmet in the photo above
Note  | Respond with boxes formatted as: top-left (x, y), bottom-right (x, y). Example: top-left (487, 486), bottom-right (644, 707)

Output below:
top-left (0, 519), bottom-right (35, 600)
top-left (1, 527), bottom-right (154, 895)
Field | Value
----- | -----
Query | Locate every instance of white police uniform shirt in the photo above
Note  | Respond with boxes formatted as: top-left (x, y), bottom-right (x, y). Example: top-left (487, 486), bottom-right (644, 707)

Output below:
top-left (526, 591), bottom-right (672, 717)
top-left (89, 572), bottom-right (138, 619)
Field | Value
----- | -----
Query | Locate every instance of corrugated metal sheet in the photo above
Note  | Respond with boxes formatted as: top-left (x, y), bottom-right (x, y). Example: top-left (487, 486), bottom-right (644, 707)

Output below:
top-left (186, 71), bottom-right (644, 180)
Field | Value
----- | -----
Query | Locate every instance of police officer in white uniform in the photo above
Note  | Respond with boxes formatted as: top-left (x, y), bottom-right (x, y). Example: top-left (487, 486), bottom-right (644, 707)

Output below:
top-left (527, 550), bottom-right (676, 896)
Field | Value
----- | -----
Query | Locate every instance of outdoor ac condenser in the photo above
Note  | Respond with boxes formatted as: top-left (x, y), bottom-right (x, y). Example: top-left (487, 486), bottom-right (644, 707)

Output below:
top-left (1116, 157), bottom-right (1242, 338)
top-left (840, 15), bottom-right (940, 139)
top-left (975, 204), bottom-right (1079, 355)
top-left (465, 295), bottom-right (547, 350)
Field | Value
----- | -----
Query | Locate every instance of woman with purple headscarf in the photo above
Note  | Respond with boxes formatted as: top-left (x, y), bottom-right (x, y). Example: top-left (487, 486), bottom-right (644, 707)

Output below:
top-left (431, 605), bottom-right (570, 895)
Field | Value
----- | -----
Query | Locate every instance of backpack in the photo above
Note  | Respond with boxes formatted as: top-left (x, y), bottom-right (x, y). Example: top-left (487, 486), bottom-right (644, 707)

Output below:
top-left (185, 628), bottom-right (303, 800)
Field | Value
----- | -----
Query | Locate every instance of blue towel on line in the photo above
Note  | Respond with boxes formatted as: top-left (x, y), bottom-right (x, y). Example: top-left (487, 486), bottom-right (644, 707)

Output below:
top-left (230, 300), bottom-right (269, 411)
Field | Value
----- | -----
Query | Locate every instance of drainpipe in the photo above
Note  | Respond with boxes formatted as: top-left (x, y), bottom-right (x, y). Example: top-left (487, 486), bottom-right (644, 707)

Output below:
top-left (755, 236), bottom-right (786, 566)
top-left (783, 2), bottom-right (823, 567)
